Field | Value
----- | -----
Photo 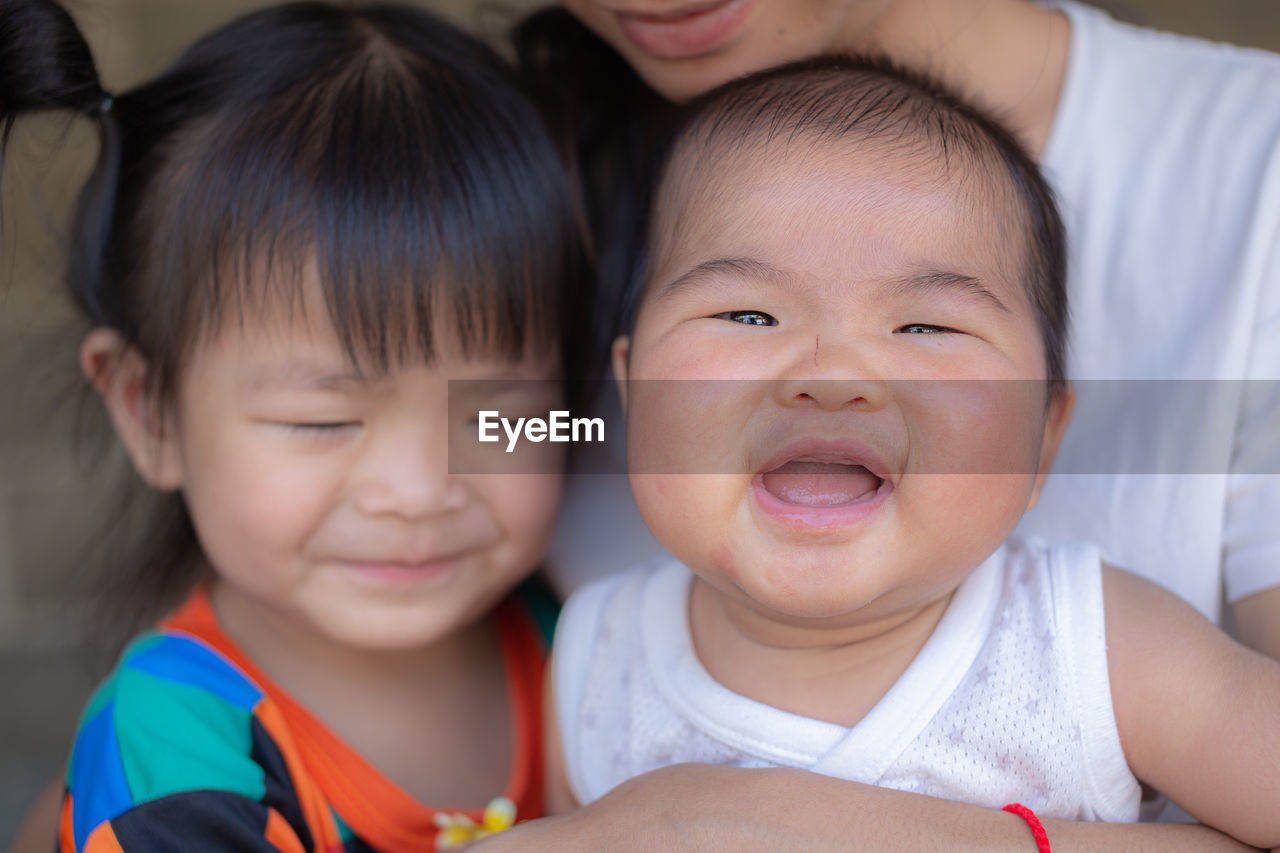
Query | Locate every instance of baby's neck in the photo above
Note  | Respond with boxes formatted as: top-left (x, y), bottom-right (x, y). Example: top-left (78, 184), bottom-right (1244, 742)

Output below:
top-left (689, 578), bottom-right (954, 728)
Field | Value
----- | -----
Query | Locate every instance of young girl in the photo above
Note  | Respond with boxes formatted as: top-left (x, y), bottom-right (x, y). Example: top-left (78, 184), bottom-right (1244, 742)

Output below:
top-left (0, 2), bottom-right (585, 850)
top-left (543, 57), bottom-right (1280, 851)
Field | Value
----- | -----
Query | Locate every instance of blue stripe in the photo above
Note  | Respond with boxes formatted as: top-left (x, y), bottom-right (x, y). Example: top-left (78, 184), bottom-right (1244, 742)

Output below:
top-left (71, 699), bottom-right (135, 851)
top-left (127, 634), bottom-right (262, 711)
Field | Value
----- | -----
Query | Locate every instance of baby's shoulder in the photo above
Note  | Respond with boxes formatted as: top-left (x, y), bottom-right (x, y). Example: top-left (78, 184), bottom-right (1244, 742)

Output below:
top-left (65, 629), bottom-right (276, 834)
top-left (559, 557), bottom-right (683, 640)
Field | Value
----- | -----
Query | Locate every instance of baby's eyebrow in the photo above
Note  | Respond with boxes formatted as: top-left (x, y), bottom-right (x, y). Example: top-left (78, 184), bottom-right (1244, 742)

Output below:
top-left (886, 270), bottom-right (1010, 312)
top-left (657, 257), bottom-right (784, 299)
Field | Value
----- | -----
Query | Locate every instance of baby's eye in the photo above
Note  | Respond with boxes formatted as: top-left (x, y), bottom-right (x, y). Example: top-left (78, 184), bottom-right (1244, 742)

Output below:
top-left (896, 323), bottom-right (958, 335)
top-left (712, 310), bottom-right (778, 327)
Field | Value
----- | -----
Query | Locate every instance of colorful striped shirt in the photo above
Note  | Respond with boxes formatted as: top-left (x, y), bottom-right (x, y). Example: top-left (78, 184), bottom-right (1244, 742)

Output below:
top-left (58, 587), bottom-right (549, 852)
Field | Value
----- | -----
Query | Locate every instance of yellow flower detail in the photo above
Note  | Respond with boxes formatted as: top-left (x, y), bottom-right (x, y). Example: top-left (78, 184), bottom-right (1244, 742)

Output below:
top-left (434, 797), bottom-right (517, 849)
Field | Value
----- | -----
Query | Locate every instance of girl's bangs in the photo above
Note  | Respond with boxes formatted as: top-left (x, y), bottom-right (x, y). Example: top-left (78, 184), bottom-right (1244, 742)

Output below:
top-left (144, 18), bottom-right (578, 374)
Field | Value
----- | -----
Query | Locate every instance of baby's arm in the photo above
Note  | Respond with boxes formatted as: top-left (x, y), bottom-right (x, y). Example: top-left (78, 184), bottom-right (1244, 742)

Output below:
top-left (1106, 566), bottom-right (1280, 850)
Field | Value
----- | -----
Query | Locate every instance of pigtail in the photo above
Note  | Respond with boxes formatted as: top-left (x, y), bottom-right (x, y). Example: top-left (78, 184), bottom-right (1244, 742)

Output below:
top-left (67, 102), bottom-right (122, 328)
top-left (0, 0), bottom-right (121, 327)
top-left (0, 0), bottom-right (110, 156)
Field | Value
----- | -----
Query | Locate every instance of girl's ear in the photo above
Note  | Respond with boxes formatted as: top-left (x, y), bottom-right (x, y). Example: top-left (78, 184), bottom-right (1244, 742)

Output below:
top-left (1027, 381), bottom-right (1075, 511)
top-left (80, 329), bottom-right (185, 491)
top-left (611, 335), bottom-right (631, 412)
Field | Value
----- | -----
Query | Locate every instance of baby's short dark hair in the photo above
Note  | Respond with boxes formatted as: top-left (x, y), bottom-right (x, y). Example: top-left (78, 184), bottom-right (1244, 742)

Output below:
top-left (627, 55), bottom-right (1068, 391)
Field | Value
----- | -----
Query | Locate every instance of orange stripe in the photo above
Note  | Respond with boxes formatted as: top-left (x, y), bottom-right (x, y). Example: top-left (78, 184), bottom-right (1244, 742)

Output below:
top-left (83, 822), bottom-right (125, 853)
top-left (58, 792), bottom-right (75, 853)
top-left (264, 807), bottom-right (308, 853)
top-left (495, 600), bottom-right (547, 820)
top-left (164, 587), bottom-right (547, 851)
top-left (255, 699), bottom-right (344, 851)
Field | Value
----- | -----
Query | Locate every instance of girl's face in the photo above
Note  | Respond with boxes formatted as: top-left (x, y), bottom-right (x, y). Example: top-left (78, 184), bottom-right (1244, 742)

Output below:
top-left (614, 143), bottom-right (1070, 629)
top-left (561, 0), bottom-right (894, 100)
top-left (134, 273), bottom-right (564, 652)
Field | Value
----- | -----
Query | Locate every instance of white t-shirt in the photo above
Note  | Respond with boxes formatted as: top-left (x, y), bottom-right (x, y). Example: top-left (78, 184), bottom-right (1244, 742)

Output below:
top-left (548, 1), bottom-right (1280, 622)
top-left (555, 539), bottom-right (1142, 821)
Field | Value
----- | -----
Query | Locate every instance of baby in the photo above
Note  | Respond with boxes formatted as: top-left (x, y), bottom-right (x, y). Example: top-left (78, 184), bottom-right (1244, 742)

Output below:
top-left (545, 56), bottom-right (1280, 848)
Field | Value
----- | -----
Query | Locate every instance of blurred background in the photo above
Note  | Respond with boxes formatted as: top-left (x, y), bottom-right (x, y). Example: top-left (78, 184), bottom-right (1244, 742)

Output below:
top-left (2, 0), bottom-right (1278, 845)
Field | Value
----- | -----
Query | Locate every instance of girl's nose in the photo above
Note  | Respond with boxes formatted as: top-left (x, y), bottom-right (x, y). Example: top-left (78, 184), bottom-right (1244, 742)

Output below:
top-left (351, 421), bottom-right (466, 519)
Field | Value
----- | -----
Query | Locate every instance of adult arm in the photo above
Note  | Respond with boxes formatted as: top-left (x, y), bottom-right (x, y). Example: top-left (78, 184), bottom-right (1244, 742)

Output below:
top-left (1234, 586), bottom-right (1280, 663)
top-left (482, 763), bottom-right (1258, 852)
top-left (1107, 568), bottom-right (1280, 850)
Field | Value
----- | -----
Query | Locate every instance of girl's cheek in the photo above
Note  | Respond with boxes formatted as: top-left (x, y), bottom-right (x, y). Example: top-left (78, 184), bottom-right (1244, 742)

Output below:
top-left (491, 473), bottom-right (564, 551)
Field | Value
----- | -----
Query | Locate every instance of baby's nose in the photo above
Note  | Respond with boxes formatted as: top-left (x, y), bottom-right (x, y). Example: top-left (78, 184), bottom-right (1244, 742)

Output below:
top-left (775, 336), bottom-right (890, 411)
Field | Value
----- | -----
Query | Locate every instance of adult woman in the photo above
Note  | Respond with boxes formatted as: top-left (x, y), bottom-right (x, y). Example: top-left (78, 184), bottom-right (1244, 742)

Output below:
top-left (493, 1), bottom-right (1280, 849)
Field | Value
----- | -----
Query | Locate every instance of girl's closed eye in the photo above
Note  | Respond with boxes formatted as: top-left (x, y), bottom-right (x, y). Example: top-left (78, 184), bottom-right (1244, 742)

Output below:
top-left (712, 310), bottom-right (778, 326)
top-left (285, 420), bottom-right (359, 433)
top-left (270, 419), bottom-right (362, 439)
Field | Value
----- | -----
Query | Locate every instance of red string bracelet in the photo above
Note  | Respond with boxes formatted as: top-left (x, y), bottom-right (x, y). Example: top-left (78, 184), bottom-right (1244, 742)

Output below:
top-left (1002, 803), bottom-right (1051, 853)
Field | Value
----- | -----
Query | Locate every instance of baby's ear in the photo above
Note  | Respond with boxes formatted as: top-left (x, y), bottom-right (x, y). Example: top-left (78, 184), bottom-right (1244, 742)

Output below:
top-left (81, 329), bottom-right (184, 491)
top-left (611, 335), bottom-right (631, 411)
top-left (1027, 381), bottom-right (1074, 511)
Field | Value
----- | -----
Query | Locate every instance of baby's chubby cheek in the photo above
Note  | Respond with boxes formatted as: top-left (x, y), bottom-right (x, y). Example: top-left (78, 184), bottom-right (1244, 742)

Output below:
top-left (623, 378), bottom-right (755, 475)
top-left (629, 472), bottom-right (748, 573)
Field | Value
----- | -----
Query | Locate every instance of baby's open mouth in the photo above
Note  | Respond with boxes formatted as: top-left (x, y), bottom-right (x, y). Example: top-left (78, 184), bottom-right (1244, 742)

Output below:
top-left (760, 459), bottom-right (883, 507)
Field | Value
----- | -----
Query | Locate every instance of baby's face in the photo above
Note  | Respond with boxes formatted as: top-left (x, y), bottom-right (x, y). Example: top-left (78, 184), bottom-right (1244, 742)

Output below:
top-left (616, 143), bottom-right (1070, 628)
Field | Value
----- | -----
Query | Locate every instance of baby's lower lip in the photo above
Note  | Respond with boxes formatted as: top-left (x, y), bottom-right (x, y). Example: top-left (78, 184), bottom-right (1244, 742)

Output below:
top-left (750, 473), bottom-right (891, 531)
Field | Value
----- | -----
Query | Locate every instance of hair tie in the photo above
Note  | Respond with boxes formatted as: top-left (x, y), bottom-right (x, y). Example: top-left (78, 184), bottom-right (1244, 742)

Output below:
top-left (88, 94), bottom-right (114, 120)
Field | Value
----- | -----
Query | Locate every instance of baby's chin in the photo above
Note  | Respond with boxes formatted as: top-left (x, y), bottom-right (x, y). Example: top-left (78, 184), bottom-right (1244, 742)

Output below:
top-left (674, 532), bottom-right (878, 623)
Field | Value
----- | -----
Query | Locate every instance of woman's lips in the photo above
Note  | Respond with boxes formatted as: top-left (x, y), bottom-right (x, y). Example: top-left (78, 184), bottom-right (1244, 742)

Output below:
top-left (614, 0), bottom-right (755, 60)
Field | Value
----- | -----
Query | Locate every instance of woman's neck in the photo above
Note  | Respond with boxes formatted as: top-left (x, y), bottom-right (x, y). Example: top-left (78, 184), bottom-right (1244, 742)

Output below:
top-left (852, 0), bottom-right (1070, 157)
top-left (689, 576), bottom-right (955, 728)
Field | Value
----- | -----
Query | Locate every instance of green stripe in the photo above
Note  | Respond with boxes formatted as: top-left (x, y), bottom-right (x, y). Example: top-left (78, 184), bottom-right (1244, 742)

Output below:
top-left (513, 574), bottom-right (560, 648)
top-left (331, 807), bottom-right (356, 843)
top-left (113, 667), bottom-right (266, 805)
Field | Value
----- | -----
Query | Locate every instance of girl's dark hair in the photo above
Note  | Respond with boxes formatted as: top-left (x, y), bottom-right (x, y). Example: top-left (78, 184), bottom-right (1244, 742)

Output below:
top-left (1, 0), bottom-right (589, 650)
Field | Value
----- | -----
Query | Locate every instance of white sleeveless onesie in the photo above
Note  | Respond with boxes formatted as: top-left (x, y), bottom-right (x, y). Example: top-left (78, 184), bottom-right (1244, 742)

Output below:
top-left (554, 538), bottom-right (1142, 821)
